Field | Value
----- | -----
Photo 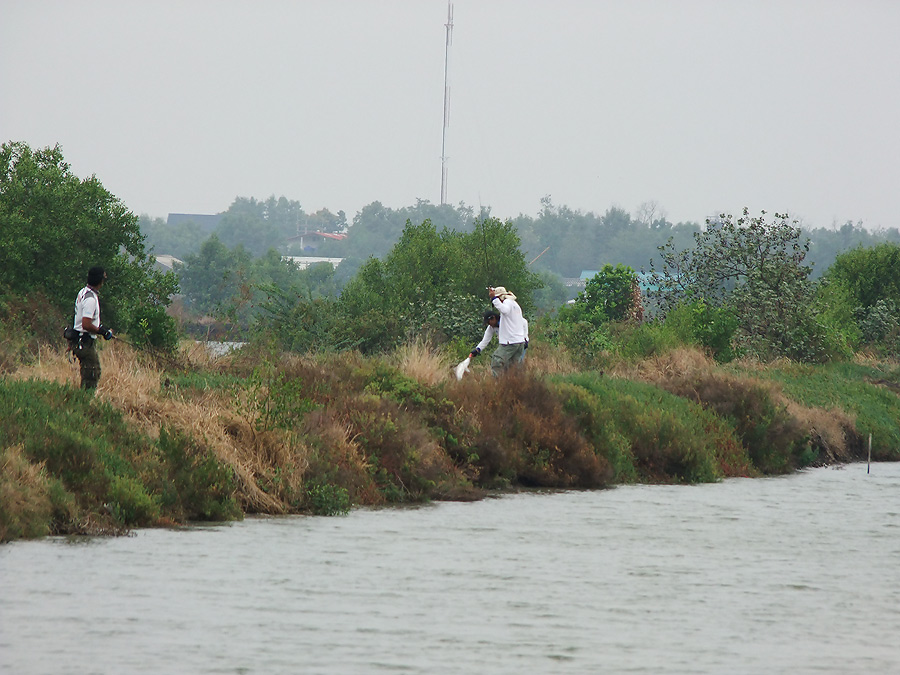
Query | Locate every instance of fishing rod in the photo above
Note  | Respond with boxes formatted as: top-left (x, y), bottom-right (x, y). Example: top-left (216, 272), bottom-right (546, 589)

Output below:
top-left (108, 333), bottom-right (186, 372)
top-left (109, 333), bottom-right (133, 347)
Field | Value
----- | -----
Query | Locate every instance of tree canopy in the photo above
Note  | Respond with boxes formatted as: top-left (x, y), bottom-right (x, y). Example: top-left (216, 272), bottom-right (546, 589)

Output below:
top-left (256, 217), bottom-right (542, 354)
top-left (0, 141), bottom-right (178, 349)
top-left (648, 210), bottom-right (836, 361)
top-left (818, 242), bottom-right (900, 352)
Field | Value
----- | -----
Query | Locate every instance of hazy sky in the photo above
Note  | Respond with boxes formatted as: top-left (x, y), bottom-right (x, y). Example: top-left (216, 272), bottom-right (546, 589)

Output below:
top-left (3, 0), bottom-right (898, 229)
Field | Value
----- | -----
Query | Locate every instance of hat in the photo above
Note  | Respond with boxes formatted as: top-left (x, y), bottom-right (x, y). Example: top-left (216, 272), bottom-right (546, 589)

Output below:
top-left (492, 286), bottom-right (516, 300)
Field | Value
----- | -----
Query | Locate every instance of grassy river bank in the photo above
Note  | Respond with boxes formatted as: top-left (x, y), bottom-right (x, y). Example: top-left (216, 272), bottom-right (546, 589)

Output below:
top-left (2, 339), bottom-right (899, 543)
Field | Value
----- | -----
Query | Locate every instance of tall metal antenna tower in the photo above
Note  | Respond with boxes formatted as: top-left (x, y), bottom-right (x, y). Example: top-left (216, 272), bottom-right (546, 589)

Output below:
top-left (440, 2), bottom-right (454, 205)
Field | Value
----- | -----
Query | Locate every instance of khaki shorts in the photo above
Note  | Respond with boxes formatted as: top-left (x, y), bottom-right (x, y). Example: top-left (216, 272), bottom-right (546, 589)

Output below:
top-left (491, 343), bottom-right (525, 377)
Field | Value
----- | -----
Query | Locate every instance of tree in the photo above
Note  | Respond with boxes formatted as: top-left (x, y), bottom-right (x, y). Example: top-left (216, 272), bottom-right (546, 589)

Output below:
top-left (177, 235), bottom-right (253, 317)
top-left (822, 242), bottom-right (900, 311)
top-left (139, 214), bottom-right (209, 259)
top-left (216, 197), bottom-right (290, 257)
top-left (328, 217), bottom-right (542, 353)
top-left (648, 209), bottom-right (833, 362)
top-left (335, 200), bottom-right (476, 263)
top-left (818, 242), bottom-right (900, 352)
top-left (579, 264), bottom-right (639, 323)
top-left (531, 270), bottom-right (573, 314)
top-left (551, 265), bottom-right (641, 363)
top-left (0, 141), bottom-right (178, 349)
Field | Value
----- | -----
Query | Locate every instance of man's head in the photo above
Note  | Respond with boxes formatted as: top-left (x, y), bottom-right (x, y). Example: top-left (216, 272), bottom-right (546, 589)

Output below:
top-left (87, 266), bottom-right (106, 287)
top-left (483, 310), bottom-right (500, 327)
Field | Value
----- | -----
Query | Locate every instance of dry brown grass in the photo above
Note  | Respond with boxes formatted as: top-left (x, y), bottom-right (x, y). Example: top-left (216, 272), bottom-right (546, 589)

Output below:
top-left (176, 339), bottom-right (221, 370)
top-left (11, 344), bottom-right (82, 388)
top-left (781, 399), bottom-right (856, 463)
top-left (0, 444), bottom-right (52, 540)
top-left (394, 337), bottom-right (451, 386)
top-left (521, 343), bottom-right (580, 375)
top-left (446, 370), bottom-right (612, 488)
top-left (302, 409), bottom-right (380, 504)
top-left (614, 346), bottom-right (716, 381)
top-left (10, 341), bottom-right (307, 514)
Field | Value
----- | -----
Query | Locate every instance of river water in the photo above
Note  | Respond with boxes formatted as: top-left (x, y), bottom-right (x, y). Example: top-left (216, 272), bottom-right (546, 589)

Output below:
top-left (2, 463), bottom-right (899, 674)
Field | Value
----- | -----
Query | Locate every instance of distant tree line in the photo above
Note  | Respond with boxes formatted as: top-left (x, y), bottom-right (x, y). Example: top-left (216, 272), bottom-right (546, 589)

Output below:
top-left (142, 191), bottom-right (900, 290)
top-left (4, 140), bottom-right (900, 363)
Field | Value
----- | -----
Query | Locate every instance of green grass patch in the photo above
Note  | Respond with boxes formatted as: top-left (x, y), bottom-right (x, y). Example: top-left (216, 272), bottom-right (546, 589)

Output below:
top-left (550, 373), bottom-right (752, 483)
top-left (0, 378), bottom-right (241, 540)
top-left (734, 362), bottom-right (900, 460)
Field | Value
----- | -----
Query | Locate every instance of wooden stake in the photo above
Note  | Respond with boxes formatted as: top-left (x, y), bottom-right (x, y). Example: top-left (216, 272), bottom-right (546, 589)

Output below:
top-left (867, 433), bottom-right (872, 474)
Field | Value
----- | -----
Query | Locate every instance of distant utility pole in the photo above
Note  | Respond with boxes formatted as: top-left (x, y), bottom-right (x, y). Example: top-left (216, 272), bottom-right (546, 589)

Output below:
top-left (440, 2), bottom-right (454, 205)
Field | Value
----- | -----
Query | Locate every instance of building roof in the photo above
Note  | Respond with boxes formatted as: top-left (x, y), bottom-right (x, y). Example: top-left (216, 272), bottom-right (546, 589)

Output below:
top-left (152, 254), bottom-right (183, 272)
top-left (286, 231), bottom-right (347, 241)
top-left (282, 256), bottom-right (344, 270)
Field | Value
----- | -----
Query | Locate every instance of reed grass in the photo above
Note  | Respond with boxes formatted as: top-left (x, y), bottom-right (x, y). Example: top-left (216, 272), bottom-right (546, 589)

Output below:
top-left (395, 337), bottom-right (451, 386)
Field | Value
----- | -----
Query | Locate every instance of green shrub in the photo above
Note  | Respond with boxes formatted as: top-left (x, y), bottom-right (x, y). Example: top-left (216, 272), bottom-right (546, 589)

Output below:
top-left (127, 304), bottom-right (180, 353)
top-left (688, 300), bottom-right (740, 362)
top-left (107, 474), bottom-right (160, 526)
top-left (653, 369), bottom-right (811, 473)
top-left (612, 320), bottom-right (686, 361)
top-left (554, 373), bottom-right (751, 483)
top-left (552, 382), bottom-right (637, 482)
top-left (571, 265), bottom-right (639, 324)
top-left (542, 318), bottom-right (616, 369)
top-left (858, 299), bottom-right (900, 348)
top-left (157, 427), bottom-right (241, 521)
top-left (305, 482), bottom-right (351, 516)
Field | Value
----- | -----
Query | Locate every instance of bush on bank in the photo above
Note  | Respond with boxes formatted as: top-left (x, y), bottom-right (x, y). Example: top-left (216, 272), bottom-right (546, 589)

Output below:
top-left (0, 378), bottom-right (240, 541)
top-left (2, 339), bottom-right (899, 543)
top-left (734, 360), bottom-right (900, 461)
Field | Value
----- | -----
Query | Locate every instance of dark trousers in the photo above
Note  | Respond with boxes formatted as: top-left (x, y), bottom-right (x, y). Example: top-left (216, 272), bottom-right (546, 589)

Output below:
top-left (73, 337), bottom-right (101, 391)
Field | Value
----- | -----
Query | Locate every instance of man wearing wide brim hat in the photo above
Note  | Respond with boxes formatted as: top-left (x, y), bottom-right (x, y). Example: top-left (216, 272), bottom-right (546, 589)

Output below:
top-left (487, 286), bottom-right (527, 376)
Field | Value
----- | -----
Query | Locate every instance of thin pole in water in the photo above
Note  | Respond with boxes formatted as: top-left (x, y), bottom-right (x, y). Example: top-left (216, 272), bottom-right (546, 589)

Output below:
top-left (868, 433), bottom-right (872, 474)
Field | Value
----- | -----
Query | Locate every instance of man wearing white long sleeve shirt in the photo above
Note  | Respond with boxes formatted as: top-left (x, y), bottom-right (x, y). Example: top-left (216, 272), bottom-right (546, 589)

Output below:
top-left (470, 311), bottom-right (529, 361)
top-left (487, 285), bottom-right (527, 376)
top-left (470, 310), bottom-right (500, 358)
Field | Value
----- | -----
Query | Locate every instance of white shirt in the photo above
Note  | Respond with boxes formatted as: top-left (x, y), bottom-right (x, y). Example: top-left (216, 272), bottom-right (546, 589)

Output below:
top-left (474, 324), bottom-right (498, 353)
top-left (74, 286), bottom-right (100, 338)
top-left (491, 296), bottom-right (527, 344)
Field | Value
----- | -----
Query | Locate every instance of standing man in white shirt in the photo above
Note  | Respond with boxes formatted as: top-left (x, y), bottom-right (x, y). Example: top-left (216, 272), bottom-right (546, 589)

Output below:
top-left (72, 266), bottom-right (113, 392)
top-left (486, 285), bottom-right (527, 376)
